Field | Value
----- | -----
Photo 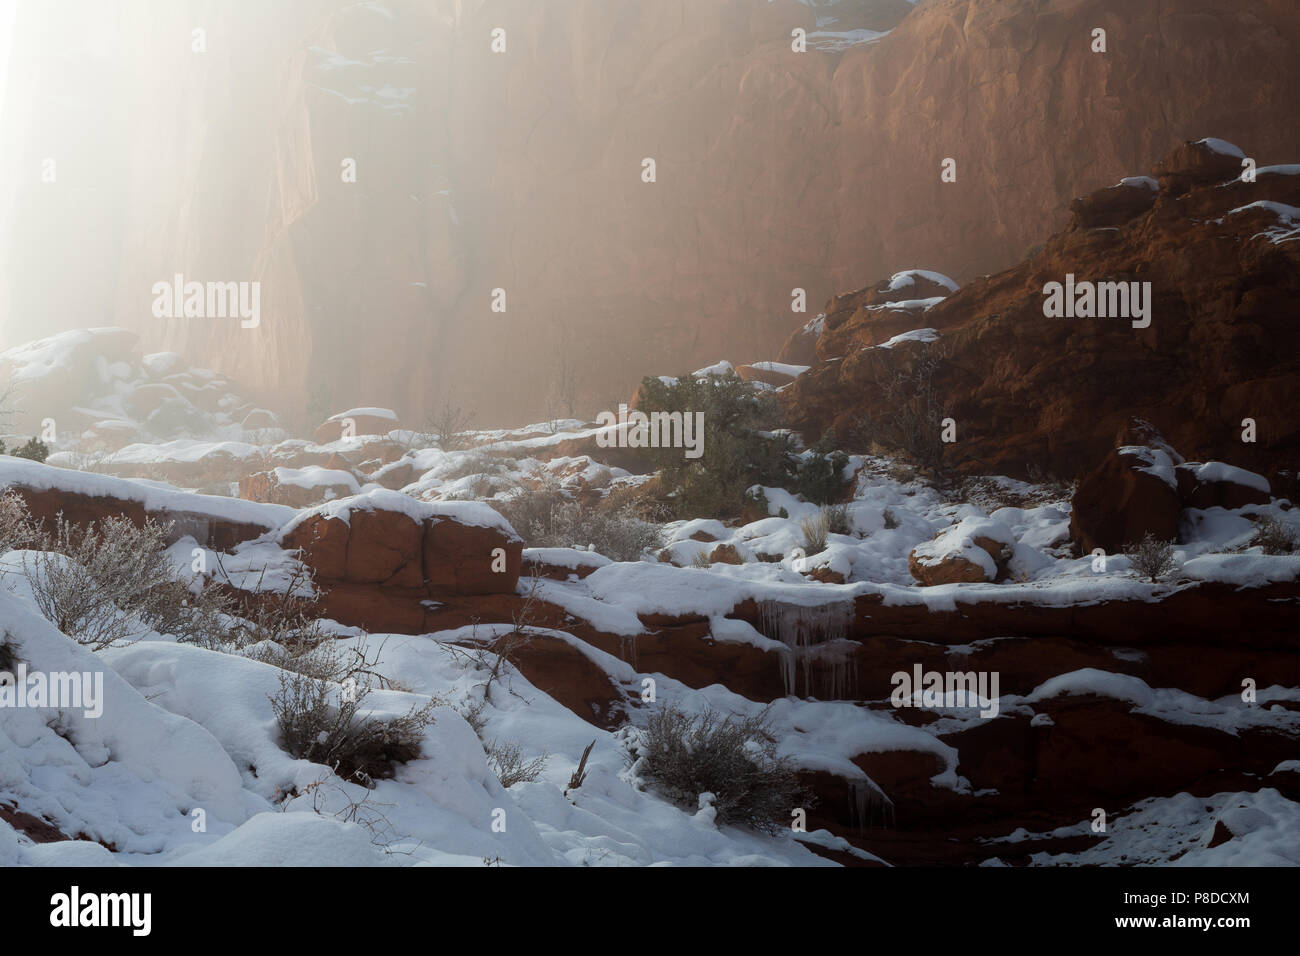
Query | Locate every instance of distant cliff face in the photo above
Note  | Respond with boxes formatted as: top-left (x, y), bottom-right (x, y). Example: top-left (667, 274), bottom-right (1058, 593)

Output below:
top-left (3, 0), bottom-right (1299, 426)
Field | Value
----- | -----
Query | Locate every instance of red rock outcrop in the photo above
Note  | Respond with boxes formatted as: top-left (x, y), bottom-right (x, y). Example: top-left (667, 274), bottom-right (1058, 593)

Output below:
top-left (782, 140), bottom-right (1300, 484)
top-left (281, 495), bottom-right (523, 600)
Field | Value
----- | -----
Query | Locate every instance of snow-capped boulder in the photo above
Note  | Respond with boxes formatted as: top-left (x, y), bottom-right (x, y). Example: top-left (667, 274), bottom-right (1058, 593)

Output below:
top-left (238, 466), bottom-right (361, 509)
top-left (1154, 138), bottom-right (1247, 194)
top-left (1176, 461), bottom-right (1270, 510)
top-left (1069, 444), bottom-right (1183, 555)
top-left (908, 517), bottom-right (1016, 586)
top-left (280, 489), bottom-right (523, 595)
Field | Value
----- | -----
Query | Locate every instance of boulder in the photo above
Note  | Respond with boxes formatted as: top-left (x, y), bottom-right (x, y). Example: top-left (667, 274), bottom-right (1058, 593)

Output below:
top-left (1068, 177), bottom-right (1158, 228)
top-left (709, 543), bottom-right (744, 565)
top-left (424, 515), bottom-right (521, 595)
top-left (909, 517), bottom-right (1016, 586)
top-left (1176, 461), bottom-right (1271, 510)
top-left (1070, 445), bottom-right (1182, 555)
top-left (1154, 138), bottom-right (1247, 195)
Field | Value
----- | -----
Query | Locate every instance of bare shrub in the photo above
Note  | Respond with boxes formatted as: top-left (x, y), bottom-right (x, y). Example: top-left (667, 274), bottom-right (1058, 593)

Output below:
top-left (883, 508), bottom-right (900, 530)
top-left (25, 515), bottom-right (187, 650)
top-left (269, 668), bottom-right (436, 785)
top-left (210, 558), bottom-right (330, 661)
top-left (0, 630), bottom-right (18, 673)
top-left (1126, 532), bottom-right (1178, 582)
top-left (443, 576), bottom-right (546, 697)
top-left (853, 356), bottom-right (953, 476)
top-left (498, 480), bottom-right (662, 562)
top-left (420, 396), bottom-right (476, 451)
top-left (456, 697), bottom-right (489, 736)
top-left (629, 704), bottom-right (811, 834)
top-left (825, 503), bottom-right (853, 535)
top-left (438, 452), bottom-right (511, 482)
top-left (486, 738), bottom-right (548, 788)
top-left (690, 550), bottom-right (712, 569)
top-left (0, 490), bottom-right (43, 554)
top-left (1251, 514), bottom-right (1298, 555)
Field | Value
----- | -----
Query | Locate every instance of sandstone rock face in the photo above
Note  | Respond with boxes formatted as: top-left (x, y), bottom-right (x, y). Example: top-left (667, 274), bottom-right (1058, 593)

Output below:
top-left (7, 470), bottom-right (281, 551)
top-left (7, 1), bottom-right (1300, 425)
top-left (782, 140), bottom-right (1300, 484)
top-left (281, 493), bottom-right (522, 598)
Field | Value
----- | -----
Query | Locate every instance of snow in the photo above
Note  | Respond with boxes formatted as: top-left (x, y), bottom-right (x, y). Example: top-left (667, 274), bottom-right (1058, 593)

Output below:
top-left (1013, 789), bottom-right (1300, 867)
top-left (1253, 164), bottom-right (1300, 177)
top-left (271, 466), bottom-right (361, 495)
top-left (691, 360), bottom-right (735, 378)
top-left (0, 328), bottom-right (131, 382)
top-left (1196, 137), bottom-right (1246, 158)
top-left (1116, 175), bottom-right (1158, 190)
top-left (326, 407), bottom-right (398, 423)
top-left (1182, 553), bottom-right (1299, 587)
top-left (875, 327), bottom-right (940, 348)
top-left (910, 516), bottom-right (1017, 581)
top-left (173, 812), bottom-right (392, 866)
top-left (0, 456), bottom-right (293, 530)
top-left (1224, 201), bottom-right (1300, 243)
top-left (1179, 460), bottom-right (1270, 493)
top-left (523, 547), bottom-right (612, 572)
top-left (0, 587), bottom-right (249, 855)
top-left (884, 269), bottom-right (959, 293)
top-left (806, 28), bottom-right (888, 52)
top-left (277, 487), bottom-right (521, 541)
top-left (1118, 445), bottom-right (1179, 489)
top-left (1026, 669), bottom-right (1300, 735)
top-left (748, 361), bottom-right (810, 378)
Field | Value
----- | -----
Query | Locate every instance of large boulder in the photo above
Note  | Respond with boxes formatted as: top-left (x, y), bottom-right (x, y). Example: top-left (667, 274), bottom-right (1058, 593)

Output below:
top-left (281, 490), bottom-right (522, 597)
top-left (1069, 445), bottom-right (1182, 555)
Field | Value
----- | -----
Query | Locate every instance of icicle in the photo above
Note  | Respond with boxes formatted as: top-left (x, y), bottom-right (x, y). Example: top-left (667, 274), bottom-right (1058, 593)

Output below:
top-left (619, 633), bottom-right (638, 670)
top-left (847, 778), bottom-right (895, 831)
top-left (757, 600), bottom-right (855, 698)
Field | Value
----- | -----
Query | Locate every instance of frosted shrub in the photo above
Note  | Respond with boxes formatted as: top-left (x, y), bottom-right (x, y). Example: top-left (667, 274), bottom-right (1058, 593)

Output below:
top-left (486, 738), bottom-right (548, 788)
top-left (1251, 514), bottom-right (1298, 555)
top-left (630, 704), bottom-right (810, 835)
top-left (1126, 532), bottom-right (1178, 582)
top-left (0, 490), bottom-right (43, 554)
top-left (270, 668), bottom-right (436, 784)
top-left (26, 515), bottom-right (186, 650)
top-left (498, 482), bottom-right (662, 562)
